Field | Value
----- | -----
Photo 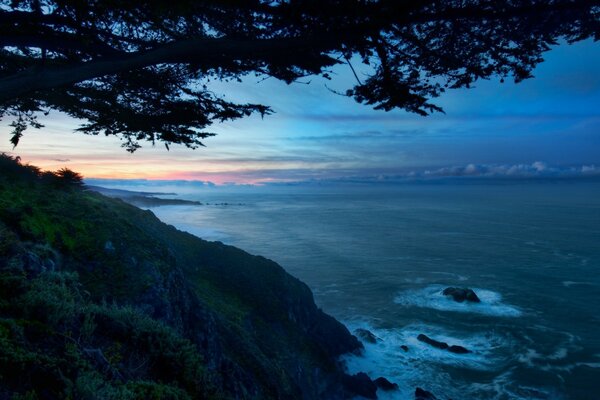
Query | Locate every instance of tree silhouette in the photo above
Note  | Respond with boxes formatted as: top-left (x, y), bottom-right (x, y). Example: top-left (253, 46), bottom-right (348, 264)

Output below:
top-left (0, 1), bottom-right (598, 151)
top-left (52, 167), bottom-right (84, 187)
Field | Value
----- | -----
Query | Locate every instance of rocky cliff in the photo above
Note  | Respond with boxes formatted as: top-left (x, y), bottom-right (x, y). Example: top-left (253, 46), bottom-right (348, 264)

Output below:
top-left (0, 155), bottom-right (363, 399)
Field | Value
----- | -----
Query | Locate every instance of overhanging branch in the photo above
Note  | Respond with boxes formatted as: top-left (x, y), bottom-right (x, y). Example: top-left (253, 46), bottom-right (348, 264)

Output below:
top-left (0, 36), bottom-right (336, 104)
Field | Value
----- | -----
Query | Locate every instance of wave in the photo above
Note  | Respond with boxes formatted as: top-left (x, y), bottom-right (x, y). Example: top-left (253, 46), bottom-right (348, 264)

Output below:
top-left (341, 321), bottom-right (581, 399)
top-left (468, 371), bottom-right (568, 400)
top-left (393, 284), bottom-right (522, 317)
top-left (342, 321), bottom-right (515, 399)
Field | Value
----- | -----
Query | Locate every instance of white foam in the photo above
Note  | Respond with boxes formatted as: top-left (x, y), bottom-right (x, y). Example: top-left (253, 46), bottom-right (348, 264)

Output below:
top-left (469, 371), bottom-right (565, 400)
top-left (429, 271), bottom-right (469, 281)
top-left (342, 322), bottom-right (513, 399)
top-left (394, 284), bottom-right (522, 317)
top-left (514, 331), bottom-right (599, 374)
top-left (517, 348), bottom-right (569, 367)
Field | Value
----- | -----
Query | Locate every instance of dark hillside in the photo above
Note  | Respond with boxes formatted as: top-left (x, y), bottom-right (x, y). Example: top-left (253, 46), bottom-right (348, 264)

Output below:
top-left (0, 155), bottom-right (362, 399)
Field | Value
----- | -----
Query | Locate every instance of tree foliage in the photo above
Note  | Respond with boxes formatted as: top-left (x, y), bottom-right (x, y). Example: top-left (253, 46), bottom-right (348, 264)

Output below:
top-left (0, 0), bottom-right (598, 151)
top-left (0, 153), bottom-right (83, 187)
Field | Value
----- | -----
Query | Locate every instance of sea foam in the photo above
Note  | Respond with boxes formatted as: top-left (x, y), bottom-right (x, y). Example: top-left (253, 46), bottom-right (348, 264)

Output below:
top-left (342, 322), bottom-right (514, 399)
top-left (393, 284), bottom-right (522, 317)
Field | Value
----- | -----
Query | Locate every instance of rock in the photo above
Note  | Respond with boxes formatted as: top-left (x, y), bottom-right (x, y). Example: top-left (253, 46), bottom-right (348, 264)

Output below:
top-left (343, 372), bottom-right (377, 399)
top-left (442, 287), bottom-right (480, 303)
top-left (448, 345), bottom-right (471, 354)
top-left (400, 345), bottom-right (409, 352)
top-left (355, 328), bottom-right (378, 344)
top-left (417, 334), bottom-right (448, 350)
top-left (415, 387), bottom-right (438, 400)
top-left (374, 376), bottom-right (399, 391)
top-left (417, 334), bottom-right (471, 355)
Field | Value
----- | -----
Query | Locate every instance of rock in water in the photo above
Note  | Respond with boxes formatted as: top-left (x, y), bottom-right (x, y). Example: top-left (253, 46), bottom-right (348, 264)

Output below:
top-left (400, 344), bottom-right (409, 352)
top-left (442, 287), bottom-right (481, 303)
top-left (417, 334), bottom-right (449, 349)
top-left (417, 334), bottom-right (471, 354)
top-left (415, 387), bottom-right (439, 400)
top-left (448, 344), bottom-right (471, 354)
top-left (374, 377), bottom-right (399, 391)
top-left (355, 328), bottom-right (378, 344)
top-left (343, 373), bottom-right (377, 399)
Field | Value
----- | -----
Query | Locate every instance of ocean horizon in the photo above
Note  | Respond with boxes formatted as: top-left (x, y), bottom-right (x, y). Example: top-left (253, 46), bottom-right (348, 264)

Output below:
top-left (90, 178), bottom-right (600, 399)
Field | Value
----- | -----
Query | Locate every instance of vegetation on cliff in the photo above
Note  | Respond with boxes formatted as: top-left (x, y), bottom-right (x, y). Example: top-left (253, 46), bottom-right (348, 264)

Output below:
top-left (0, 155), bottom-right (362, 399)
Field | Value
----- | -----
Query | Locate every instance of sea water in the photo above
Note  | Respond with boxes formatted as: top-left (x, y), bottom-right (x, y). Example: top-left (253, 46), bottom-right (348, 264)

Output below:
top-left (100, 179), bottom-right (600, 399)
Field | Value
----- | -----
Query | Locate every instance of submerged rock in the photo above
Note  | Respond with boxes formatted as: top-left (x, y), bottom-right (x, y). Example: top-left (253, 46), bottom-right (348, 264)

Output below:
top-left (415, 387), bottom-right (439, 400)
top-left (442, 287), bottom-right (481, 303)
top-left (374, 376), bottom-right (399, 391)
top-left (417, 334), bottom-right (448, 350)
top-left (343, 372), bottom-right (378, 399)
top-left (400, 344), bottom-right (409, 352)
top-left (355, 328), bottom-right (378, 344)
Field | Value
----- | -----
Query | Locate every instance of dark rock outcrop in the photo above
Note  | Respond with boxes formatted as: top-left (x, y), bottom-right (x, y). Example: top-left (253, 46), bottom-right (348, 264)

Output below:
top-left (442, 287), bottom-right (480, 303)
top-left (343, 373), bottom-right (378, 399)
top-left (417, 334), bottom-right (471, 355)
top-left (355, 328), bottom-right (378, 344)
top-left (448, 345), bottom-right (471, 354)
top-left (400, 345), bottom-right (409, 352)
top-left (374, 376), bottom-right (399, 391)
top-left (417, 334), bottom-right (448, 350)
top-left (415, 387), bottom-right (439, 400)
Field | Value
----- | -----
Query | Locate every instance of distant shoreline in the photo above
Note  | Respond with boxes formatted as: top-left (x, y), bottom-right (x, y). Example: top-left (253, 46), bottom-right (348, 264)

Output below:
top-left (86, 185), bottom-right (202, 207)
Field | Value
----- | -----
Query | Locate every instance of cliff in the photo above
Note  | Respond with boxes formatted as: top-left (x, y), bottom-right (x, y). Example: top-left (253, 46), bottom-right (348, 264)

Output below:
top-left (0, 155), bottom-right (363, 399)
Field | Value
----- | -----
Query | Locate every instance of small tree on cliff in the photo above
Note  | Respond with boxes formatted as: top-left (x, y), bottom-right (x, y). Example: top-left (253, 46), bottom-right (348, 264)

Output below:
top-left (0, 0), bottom-right (598, 151)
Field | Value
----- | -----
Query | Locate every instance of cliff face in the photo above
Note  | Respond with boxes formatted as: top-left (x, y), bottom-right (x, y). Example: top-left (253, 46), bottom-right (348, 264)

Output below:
top-left (0, 156), bottom-right (362, 399)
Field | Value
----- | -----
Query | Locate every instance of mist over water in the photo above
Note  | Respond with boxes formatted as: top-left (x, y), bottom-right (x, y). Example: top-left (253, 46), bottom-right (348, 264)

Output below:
top-left (108, 180), bottom-right (600, 399)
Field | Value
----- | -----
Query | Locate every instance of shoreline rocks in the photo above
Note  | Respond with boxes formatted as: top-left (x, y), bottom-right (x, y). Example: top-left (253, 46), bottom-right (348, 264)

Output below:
top-left (374, 376), bottom-right (399, 391)
top-left (415, 387), bottom-right (439, 400)
top-left (355, 328), bottom-right (378, 344)
top-left (343, 372), bottom-right (377, 399)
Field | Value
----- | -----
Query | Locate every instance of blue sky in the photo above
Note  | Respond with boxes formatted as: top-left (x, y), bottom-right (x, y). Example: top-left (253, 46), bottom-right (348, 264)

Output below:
top-left (1, 39), bottom-right (599, 184)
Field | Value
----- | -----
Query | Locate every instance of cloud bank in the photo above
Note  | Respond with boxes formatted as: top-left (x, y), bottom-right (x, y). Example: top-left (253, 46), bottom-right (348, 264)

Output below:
top-left (316, 162), bottom-right (600, 185)
top-left (85, 162), bottom-right (599, 188)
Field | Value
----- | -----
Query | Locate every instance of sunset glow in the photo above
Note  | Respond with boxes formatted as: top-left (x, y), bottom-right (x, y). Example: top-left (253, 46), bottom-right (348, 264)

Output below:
top-left (2, 41), bottom-right (599, 185)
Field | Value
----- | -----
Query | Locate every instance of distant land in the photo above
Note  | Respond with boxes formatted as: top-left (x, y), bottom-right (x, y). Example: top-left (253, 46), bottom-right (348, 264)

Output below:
top-left (86, 185), bottom-right (202, 207)
top-left (85, 162), bottom-right (599, 189)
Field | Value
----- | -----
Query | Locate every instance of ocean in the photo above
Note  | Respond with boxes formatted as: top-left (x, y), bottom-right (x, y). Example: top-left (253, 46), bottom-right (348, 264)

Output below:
top-left (98, 179), bottom-right (600, 399)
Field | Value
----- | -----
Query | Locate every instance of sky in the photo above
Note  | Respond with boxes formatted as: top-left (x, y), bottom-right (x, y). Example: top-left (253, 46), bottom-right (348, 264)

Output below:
top-left (1, 39), bottom-right (599, 185)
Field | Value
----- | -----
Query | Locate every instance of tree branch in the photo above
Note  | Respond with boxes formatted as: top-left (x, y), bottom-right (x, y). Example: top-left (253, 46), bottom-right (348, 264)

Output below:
top-left (0, 36), bottom-right (338, 104)
top-left (0, 0), bottom-right (597, 105)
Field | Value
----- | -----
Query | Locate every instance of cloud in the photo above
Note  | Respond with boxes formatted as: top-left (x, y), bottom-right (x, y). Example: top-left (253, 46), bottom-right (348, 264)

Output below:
top-left (438, 163), bottom-right (595, 180)
top-left (262, 162), bottom-right (600, 186)
top-left (291, 129), bottom-right (426, 142)
top-left (409, 162), bottom-right (600, 179)
top-left (581, 165), bottom-right (597, 173)
top-left (85, 162), bottom-right (600, 188)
